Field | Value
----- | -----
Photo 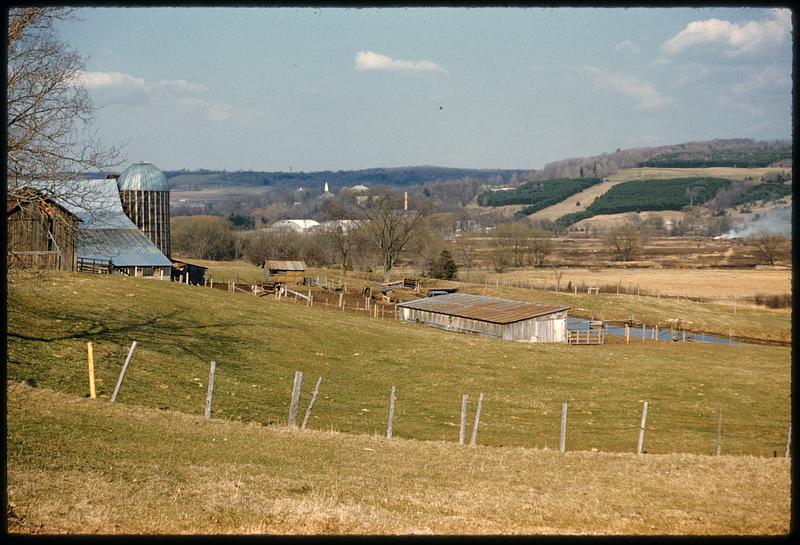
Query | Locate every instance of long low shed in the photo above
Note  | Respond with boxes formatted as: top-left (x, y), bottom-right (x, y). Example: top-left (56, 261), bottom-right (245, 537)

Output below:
top-left (397, 292), bottom-right (569, 343)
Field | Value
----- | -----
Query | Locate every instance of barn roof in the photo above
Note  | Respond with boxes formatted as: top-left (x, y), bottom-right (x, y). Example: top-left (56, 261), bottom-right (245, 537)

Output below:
top-left (7, 188), bottom-right (80, 219)
top-left (263, 260), bottom-right (306, 271)
top-left (78, 229), bottom-right (172, 268)
top-left (397, 292), bottom-right (568, 324)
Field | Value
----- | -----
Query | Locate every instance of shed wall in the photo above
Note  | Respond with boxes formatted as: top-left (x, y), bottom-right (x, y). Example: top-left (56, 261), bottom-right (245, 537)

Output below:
top-left (399, 307), bottom-right (567, 343)
top-left (7, 203), bottom-right (77, 271)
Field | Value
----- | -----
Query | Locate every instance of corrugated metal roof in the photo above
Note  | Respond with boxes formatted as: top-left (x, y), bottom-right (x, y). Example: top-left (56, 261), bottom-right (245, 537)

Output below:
top-left (398, 292), bottom-right (569, 324)
top-left (264, 260), bottom-right (306, 271)
top-left (78, 229), bottom-right (172, 267)
top-left (117, 162), bottom-right (168, 192)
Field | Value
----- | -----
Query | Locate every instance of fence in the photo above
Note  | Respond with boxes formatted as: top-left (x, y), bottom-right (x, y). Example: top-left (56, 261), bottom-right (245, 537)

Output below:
top-left (79, 337), bottom-right (792, 459)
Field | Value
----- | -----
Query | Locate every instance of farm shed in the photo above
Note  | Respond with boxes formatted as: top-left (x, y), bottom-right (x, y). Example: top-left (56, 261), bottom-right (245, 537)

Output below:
top-left (397, 292), bottom-right (569, 343)
top-left (7, 188), bottom-right (79, 271)
top-left (262, 260), bottom-right (306, 285)
top-left (171, 259), bottom-right (207, 285)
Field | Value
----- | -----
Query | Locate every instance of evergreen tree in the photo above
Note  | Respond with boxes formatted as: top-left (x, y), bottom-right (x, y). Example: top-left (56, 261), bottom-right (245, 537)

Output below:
top-left (429, 249), bottom-right (458, 280)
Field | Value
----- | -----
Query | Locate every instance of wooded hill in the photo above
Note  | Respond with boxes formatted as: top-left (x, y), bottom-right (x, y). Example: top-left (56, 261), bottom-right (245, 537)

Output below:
top-left (555, 177), bottom-right (733, 226)
top-left (164, 166), bottom-right (527, 191)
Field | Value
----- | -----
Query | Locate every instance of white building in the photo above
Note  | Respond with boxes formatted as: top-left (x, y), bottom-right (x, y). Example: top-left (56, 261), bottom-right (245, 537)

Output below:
top-left (270, 219), bottom-right (321, 233)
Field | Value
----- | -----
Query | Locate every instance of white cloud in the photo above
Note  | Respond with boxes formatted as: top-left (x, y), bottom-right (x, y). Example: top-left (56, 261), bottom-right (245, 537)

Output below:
top-left (661, 8), bottom-right (791, 57)
top-left (731, 65), bottom-right (791, 95)
top-left (614, 40), bottom-right (640, 54)
top-left (354, 51), bottom-right (444, 73)
top-left (72, 70), bottom-right (259, 123)
top-left (75, 71), bottom-right (145, 90)
top-left (582, 65), bottom-right (675, 110)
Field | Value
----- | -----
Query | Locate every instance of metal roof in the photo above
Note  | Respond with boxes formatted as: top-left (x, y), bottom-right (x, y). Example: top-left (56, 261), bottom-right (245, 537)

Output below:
top-left (398, 292), bottom-right (569, 324)
top-left (78, 229), bottom-right (172, 267)
top-left (117, 162), bottom-right (168, 192)
top-left (264, 260), bottom-right (306, 271)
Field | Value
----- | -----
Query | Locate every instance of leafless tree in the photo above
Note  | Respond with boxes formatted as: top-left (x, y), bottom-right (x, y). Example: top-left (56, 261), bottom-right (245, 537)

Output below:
top-left (751, 231), bottom-right (789, 266)
top-left (454, 236), bottom-right (478, 281)
top-left (605, 223), bottom-right (645, 261)
top-left (322, 223), bottom-right (359, 277)
top-left (7, 7), bottom-right (123, 206)
top-left (355, 191), bottom-right (430, 282)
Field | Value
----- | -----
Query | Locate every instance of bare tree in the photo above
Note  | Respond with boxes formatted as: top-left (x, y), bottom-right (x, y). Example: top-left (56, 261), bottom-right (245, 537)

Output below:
top-left (751, 231), bottom-right (788, 266)
top-left (7, 7), bottom-right (123, 204)
top-left (454, 236), bottom-right (478, 281)
top-left (322, 223), bottom-right (359, 277)
top-left (605, 223), bottom-right (645, 261)
top-left (355, 191), bottom-right (430, 282)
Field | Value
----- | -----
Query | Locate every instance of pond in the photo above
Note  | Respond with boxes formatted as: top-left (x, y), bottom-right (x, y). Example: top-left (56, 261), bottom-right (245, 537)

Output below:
top-left (566, 317), bottom-right (743, 345)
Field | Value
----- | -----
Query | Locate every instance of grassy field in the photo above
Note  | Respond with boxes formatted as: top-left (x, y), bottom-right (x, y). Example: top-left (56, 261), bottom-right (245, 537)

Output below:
top-left (7, 382), bottom-right (790, 535)
top-left (7, 270), bottom-right (791, 455)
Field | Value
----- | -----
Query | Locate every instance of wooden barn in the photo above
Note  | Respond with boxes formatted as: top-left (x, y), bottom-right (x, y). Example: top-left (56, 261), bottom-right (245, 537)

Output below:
top-left (397, 292), bottom-right (569, 343)
top-left (7, 188), bottom-right (79, 271)
top-left (262, 260), bottom-right (306, 286)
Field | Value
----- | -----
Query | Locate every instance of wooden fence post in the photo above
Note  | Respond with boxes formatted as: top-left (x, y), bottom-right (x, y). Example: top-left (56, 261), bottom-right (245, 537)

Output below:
top-left (87, 341), bottom-right (96, 399)
top-left (560, 401), bottom-right (567, 453)
top-left (642, 324), bottom-right (646, 342)
top-left (716, 407), bottom-right (722, 456)
top-left (288, 370), bottom-right (303, 428)
top-left (637, 400), bottom-right (649, 454)
top-left (786, 422), bottom-right (792, 459)
top-left (204, 360), bottom-right (216, 419)
top-left (301, 376), bottom-right (322, 430)
top-left (387, 385), bottom-right (396, 439)
top-left (459, 394), bottom-right (469, 445)
top-left (110, 340), bottom-right (137, 403)
top-left (469, 392), bottom-right (484, 446)
top-left (625, 324), bottom-right (630, 344)
top-left (210, 278), bottom-right (213, 289)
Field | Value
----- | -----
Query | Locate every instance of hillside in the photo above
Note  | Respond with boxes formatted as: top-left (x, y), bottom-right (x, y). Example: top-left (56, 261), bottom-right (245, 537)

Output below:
top-left (7, 270), bottom-right (790, 453)
top-left (164, 166), bottom-right (526, 191)
top-left (8, 382), bottom-right (789, 534)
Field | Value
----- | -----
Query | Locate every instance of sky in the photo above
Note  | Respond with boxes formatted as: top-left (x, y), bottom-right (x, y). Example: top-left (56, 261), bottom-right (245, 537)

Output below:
top-left (56, 6), bottom-right (793, 172)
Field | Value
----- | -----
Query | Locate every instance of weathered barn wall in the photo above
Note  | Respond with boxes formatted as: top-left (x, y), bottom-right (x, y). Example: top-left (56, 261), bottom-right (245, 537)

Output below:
top-left (7, 198), bottom-right (78, 271)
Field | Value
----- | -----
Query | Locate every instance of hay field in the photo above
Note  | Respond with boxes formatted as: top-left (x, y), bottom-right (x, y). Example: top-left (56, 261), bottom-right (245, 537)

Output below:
top-left (7, 383), bottom-right (790, 535)
top-left (486, 267), bottom-right (791, 301)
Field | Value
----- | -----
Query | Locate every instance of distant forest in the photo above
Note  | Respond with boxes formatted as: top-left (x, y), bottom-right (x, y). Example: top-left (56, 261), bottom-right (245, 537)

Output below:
top-left (163, 166), bottom-right (527, 191)
top-left (556, 177), bottom-right (733, 226)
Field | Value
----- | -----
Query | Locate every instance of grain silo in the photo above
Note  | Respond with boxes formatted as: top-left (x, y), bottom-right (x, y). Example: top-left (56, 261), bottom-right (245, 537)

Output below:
top-left (117, 162), bottom-right (171, 258)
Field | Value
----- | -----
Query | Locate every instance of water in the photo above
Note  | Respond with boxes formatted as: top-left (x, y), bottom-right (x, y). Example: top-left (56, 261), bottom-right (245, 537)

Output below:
top-left (566, 317), bottom-right (743, 345)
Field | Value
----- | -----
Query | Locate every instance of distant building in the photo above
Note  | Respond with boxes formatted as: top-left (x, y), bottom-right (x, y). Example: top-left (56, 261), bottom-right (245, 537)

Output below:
top-left (319, 219), bottom-right (359, 232)
top-left (262, 260), bottom-right (306, 285)
top-left (270, 219), bottom-right (320, 233)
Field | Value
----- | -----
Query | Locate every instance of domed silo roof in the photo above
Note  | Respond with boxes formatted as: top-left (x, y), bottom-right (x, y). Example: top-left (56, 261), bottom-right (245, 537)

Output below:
top-left (117, 162), bottom-right (168, 192)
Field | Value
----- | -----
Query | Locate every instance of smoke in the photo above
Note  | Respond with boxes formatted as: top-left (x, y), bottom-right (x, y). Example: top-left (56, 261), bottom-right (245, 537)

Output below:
top-left (716, 204), bottom-right (792, 239)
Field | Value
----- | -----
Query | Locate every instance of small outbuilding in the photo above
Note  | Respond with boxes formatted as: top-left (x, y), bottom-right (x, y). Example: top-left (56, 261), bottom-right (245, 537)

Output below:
top-left (262, 260), bottom-right (306, 285)
top-left (171, 259), bottom-right (208, 285)
top-left (397, 292), bottom-right (569, 343)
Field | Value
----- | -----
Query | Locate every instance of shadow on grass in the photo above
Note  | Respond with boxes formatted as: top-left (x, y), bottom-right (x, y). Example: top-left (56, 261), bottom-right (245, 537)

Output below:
top-left (7, 307), bottom-right (260, 362)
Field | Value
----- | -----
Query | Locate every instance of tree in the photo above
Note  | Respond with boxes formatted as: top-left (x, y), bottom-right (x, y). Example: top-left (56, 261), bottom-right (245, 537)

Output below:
top-left (322, 224), bottom-right (359, 277)
top-left (428, 249), bottom-right (459, 280)
top-left (751, 231), bottom-right (788, 266)
top-left (356, 191), bottom-right (430, 282)
top-left (604, 223), bottom-right (644, 261)
top-left (171, 216), bottom-right (237, 260)
top-left (7, 8), bottom-right (123, 201)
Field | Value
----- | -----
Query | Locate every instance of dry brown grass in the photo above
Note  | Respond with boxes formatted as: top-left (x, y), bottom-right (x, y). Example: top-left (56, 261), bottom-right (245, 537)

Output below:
top-left (487, 267), bottom-right (791, 301)
top-left (7, 383), bottom-right (791, 535)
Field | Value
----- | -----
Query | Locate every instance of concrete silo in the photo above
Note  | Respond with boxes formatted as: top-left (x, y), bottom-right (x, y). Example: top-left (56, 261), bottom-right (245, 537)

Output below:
top-left (116, 162), bottom-right (171, 258)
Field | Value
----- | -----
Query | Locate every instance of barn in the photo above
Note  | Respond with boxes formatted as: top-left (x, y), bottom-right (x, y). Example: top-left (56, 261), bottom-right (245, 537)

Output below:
top-left (397, 292), bottom-right (569, 343)
top-left (7, 188), bottom-right (79, 271)
top-left (262, 260), bottom-right (306, 285)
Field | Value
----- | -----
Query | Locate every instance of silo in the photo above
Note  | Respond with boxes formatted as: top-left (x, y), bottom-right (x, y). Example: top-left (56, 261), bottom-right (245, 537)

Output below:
top-left (117, 162), bottom-right (171, 258)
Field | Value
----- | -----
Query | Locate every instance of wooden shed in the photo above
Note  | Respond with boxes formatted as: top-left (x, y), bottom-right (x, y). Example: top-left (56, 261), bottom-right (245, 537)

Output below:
top-left (262, 260), bottom-right (306, 285)
top-left (397, 292), bottom-right (569, 343)
top-left (171, 259), bottom-right (208, 285)
top-left (7, 188), bottom-right (79, 271)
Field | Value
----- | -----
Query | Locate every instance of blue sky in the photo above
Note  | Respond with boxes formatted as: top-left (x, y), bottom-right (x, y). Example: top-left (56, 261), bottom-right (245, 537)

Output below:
top-left (57, 6), bottom-right (793, 172)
